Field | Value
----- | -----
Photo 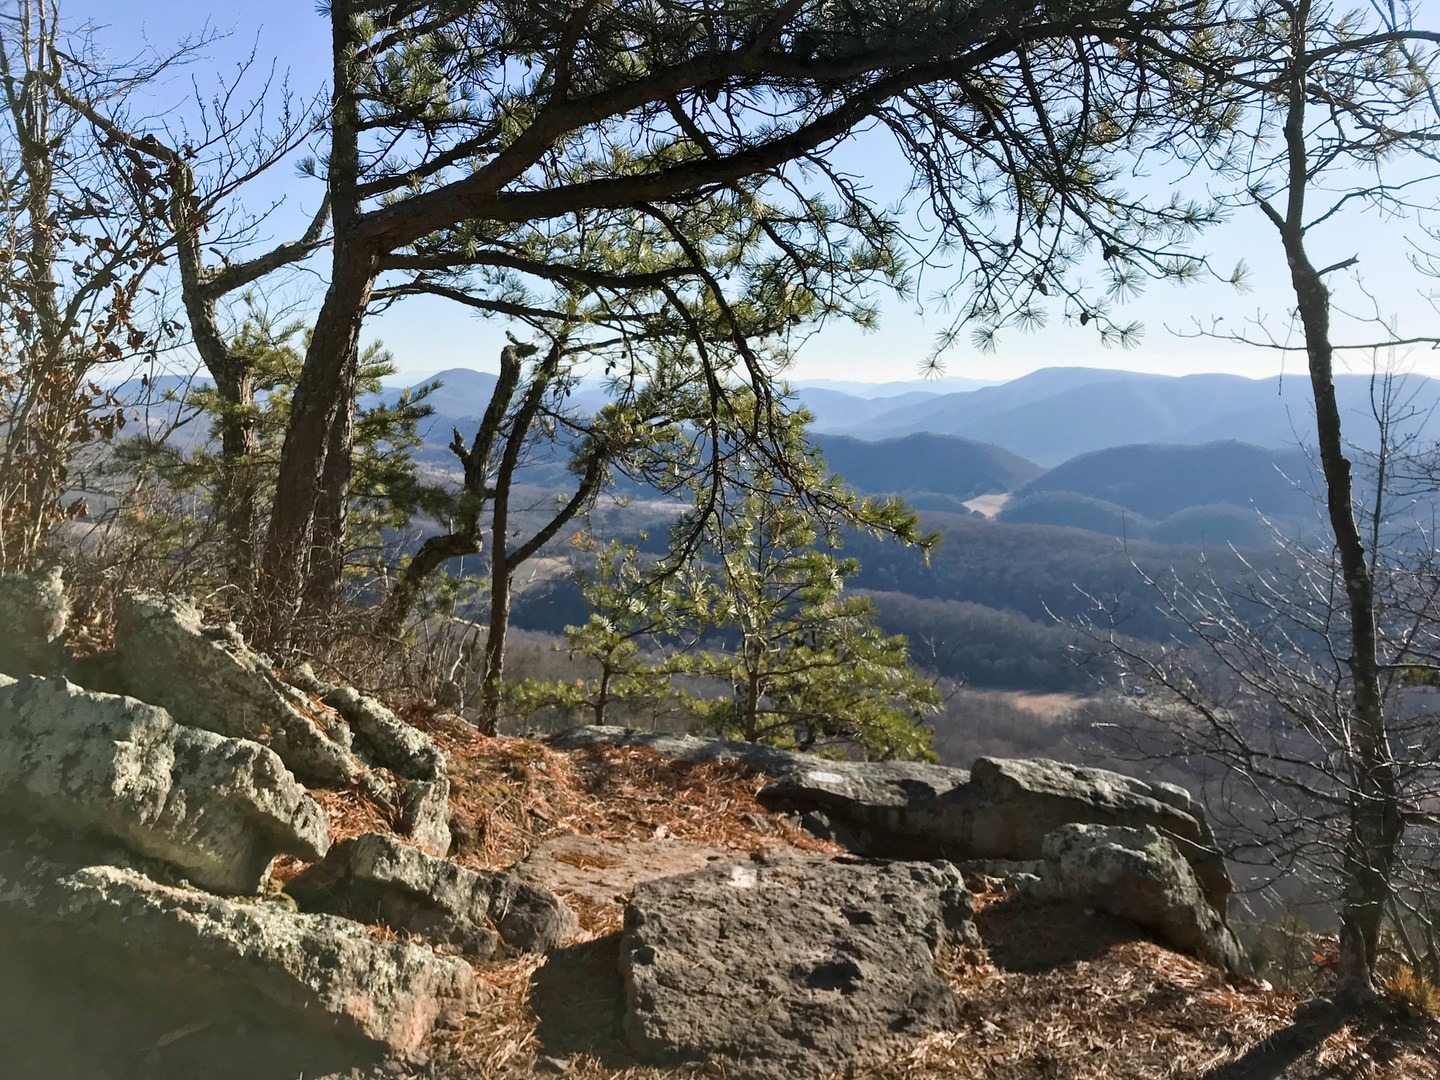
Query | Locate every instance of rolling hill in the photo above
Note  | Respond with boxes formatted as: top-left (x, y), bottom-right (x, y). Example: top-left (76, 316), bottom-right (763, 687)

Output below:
top-left (1016, 440), bottom-right (1321, 519)
top-left (814, 432), bottom-right (1043, 504)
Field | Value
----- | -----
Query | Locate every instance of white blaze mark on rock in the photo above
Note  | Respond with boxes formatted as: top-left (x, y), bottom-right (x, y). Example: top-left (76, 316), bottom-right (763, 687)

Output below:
top-left (728, 866), bottom-right (758, 889)
top-left (807, 771), bottom-right (846, 785)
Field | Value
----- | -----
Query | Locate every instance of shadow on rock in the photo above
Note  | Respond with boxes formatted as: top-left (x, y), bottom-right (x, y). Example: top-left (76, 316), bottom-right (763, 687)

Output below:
top-left (976, 896), bottom-right (1146, 974)
top-left (530, 933), bottom-right (635, 1066)
top-left (0, 926), bottom-right (382, 1080)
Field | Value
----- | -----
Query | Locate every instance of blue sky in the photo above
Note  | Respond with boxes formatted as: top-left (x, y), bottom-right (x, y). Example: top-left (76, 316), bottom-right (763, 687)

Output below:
top-left (69, 0), bottom-right (1440, 386)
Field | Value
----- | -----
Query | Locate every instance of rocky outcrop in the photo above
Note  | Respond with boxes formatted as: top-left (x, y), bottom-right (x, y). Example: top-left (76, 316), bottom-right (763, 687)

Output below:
top-left (551, 726), bottom-right (1240, 975)
top-left (548, 727), bottom-right (1229, 914)
top-left (0, 842), bottom-right (474, 1055)
top-left (289, 664), bottom-right (453, 857)
top-left (113, 595), bottom-right (361, 785)
top-left (620, 853), bottom-right (975, 1079)
top-left (966, 758), bottom-right (1228, 902)
top-left (1022, 824), bottom-right (1248, 973)
top-left (290, 832), bottom-right (576, 960)
top-left (0, 568), bottom-right (69, 676)
top-left (0, 674), bottom-right (328, 895)
top-left (0, 585), bottom-right (484, 1067)
top-left (762, 754), bottom-right (1230, 909)
top-left (106, 599), bottom-right (453, 853)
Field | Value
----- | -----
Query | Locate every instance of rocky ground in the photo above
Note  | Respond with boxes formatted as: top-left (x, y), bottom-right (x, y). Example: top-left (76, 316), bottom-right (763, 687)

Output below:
top-left (0, 572), bottom-right (1437, 1080)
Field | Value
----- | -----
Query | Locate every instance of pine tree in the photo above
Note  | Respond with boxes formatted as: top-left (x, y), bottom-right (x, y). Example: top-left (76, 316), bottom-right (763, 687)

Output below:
top-left (687, 480), bottom-right (939, 761)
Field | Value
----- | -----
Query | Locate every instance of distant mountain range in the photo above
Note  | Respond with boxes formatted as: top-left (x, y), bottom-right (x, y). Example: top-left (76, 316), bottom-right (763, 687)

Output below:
top-left (120, 364), bottom-right (1432, 548)
top-left (394, 364), bottom-right (1434, 471)
top-left (797, 367), bottom-right (1440, 466)
top-left (1016, 441), bottom-right (1321, 520)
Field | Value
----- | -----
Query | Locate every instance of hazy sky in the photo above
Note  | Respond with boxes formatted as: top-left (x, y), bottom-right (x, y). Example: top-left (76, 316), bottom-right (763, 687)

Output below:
top-left (68, 0), bottom-right (1440, 385)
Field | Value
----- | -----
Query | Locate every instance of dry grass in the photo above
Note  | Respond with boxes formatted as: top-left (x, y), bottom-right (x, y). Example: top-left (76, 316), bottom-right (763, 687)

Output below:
top-left (306, 781), bottom-right (399, 841)
top-left (1384, 966), bottom-right (1440, 1018)
top-left (408, 710), bottom-right (838, 874)
top-left (893, 921), bottom-right (1292, 1079)
top-left (1310, 1018), bottom-right (1440, 1079)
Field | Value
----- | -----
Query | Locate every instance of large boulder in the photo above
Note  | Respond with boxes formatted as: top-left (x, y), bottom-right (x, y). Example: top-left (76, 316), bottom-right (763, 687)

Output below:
top-left (0, 843), bottom-right (474, 1056)
top-left (290, 832), bottom-right (575, 960)
top-left (0, 675), bottom-right (328, 895)
top-left (761, 753), bottom-right (1230, 913)
top-left (620, 853), bottom-right (975, 1079)
top-left (1024, 823), bottom-right (1249, 974)
top-left (961, 757), bottom-right (1229, 909)
top-left (112, 595), bottom-right (361, 785)
top-left (0, 568), bottom-right (69, 676)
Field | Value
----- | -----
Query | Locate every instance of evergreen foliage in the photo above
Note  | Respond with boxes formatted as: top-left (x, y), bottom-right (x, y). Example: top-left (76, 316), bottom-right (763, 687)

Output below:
top-left (126, 312), bottom-right (442, 588)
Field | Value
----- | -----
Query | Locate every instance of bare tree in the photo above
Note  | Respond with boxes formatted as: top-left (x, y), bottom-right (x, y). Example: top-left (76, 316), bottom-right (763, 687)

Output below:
top-left (0, 0), bottom-right (168, 571)
top-left (1069, 0), bottom-right (1440, 998)
top-left (52, 51), bottom-right (331, 588)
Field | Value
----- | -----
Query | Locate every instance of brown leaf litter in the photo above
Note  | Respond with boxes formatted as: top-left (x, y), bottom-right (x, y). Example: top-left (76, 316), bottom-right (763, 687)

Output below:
top-left (283, 715), bottom-right (1440, 1080)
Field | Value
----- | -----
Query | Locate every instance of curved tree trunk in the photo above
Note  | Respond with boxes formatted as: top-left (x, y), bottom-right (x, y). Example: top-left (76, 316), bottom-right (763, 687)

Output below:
top-left (259, 0), bottom-right (371, 650)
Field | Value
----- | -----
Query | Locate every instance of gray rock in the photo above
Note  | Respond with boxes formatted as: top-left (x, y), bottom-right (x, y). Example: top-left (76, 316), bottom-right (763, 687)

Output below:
top-left (113, 594), bottom-right (361, 785)
top-left (290, 832), bottom-right (575, 960)
top-left (0, 568), bottom-right (69, 676)
top-left (1025, 824), bottom-right (1249, 973)
top-left (620, 853), bottom-right (975, 1079)
top-left (0, 843), bottom-right (474, 1055)
top-left (548, 725), bottom-right (819, 775)
top-left (396, 773), bottom-right (453, 857)
top-left (290, 662), bottom-right (445, 783)
top-left (0, 675), bottom-right (328, 894)
top-left (758, 758), bottom-right (970, 845)
top-left (760, 752), bottom-right (1230, 913)
top-left (963, 757), bottom-right (1230, 911)
top-left (321, 685), bottom-right (445, 780)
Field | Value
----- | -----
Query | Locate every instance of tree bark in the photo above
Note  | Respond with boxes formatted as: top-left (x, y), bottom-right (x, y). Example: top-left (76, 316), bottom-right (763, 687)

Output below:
top-left (1267, 6), bottom-right (1403, 996)
top-left (473, 342), bottom-right (607, 732)
top-left (258, 247), bottom-right (374, 647)
top-left (259, 0), bottom-right (372, 648)
top-left (378, 341), bottom-right (532, 634)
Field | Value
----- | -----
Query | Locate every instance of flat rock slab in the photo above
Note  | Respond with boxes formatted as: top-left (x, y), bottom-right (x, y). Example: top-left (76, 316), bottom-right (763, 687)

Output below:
top-left (291, 832), bottom-right (575, 959)
top-left (621, 853), bottom-right (975, 1079)
top-left (548, 725), bottom-right (820, 774)
top-left (113, 595), bottom-right (361, 785)
top-left (515, 834), bottom-right (741, 930)
top-left (0, 843), bottom-right (474, 1056)
top-left (0, 675), bottom-right (328, 895)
